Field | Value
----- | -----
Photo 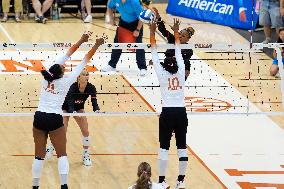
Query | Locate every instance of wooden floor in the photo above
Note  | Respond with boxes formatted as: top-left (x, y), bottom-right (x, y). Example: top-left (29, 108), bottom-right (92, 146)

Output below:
top-left (0, 3), bottom-right (283, 189)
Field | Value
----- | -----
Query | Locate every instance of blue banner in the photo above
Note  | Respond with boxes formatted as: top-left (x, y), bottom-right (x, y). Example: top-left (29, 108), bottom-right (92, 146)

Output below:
top-left (166, 0), bottom-right (259, 30)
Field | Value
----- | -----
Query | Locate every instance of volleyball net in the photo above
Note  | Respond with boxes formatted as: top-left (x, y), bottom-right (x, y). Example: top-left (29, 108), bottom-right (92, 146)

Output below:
top-left (0, 42), bottom-right (283, 116)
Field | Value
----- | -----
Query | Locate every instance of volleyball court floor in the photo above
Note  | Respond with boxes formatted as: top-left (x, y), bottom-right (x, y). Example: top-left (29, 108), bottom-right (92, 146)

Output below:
top-left (0, 4), bottom-right (284, 189)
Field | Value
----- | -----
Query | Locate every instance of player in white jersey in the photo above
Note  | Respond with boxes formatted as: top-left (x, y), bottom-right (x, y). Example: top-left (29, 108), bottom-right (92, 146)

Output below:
top-left (150, 19), bottom-right (188, 189)
top-left (32, 33), bottom-right (104, 189)
top-left (128, 162), bottom-right (163, 189)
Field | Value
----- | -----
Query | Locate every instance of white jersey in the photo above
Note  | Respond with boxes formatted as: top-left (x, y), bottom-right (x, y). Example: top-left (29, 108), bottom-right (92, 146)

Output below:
top-left (37, 55), bottom-right (87, 114)
top-left (128, 182), bottom-right (164, 189)
top-left (151, 45), bottom-right (185, 107)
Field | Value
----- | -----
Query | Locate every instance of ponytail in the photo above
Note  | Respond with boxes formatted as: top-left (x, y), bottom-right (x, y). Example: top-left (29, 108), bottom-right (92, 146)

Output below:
top-left (135, 162), bottom-right (152, 189)
top-left (41, 64), bottom-right (64, 82)
top-left (41, 70), bottom-right (54, 82)
top-left (135, 171), bottom-right (152, 189)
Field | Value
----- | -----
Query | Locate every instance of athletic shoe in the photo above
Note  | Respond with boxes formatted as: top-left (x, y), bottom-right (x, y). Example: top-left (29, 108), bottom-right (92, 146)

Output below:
top-left (40, 17), bottom-right (47, 24)
top-left (174, 180), bottom-right (185, 189)
top-left (84, 15), bottom-right (92, 23)
top-left (45, 145), bottom-right (54, 160)
top-left (61, 184), bottom-right (68, 189)
top-left (1, 17), bottom-right (8, 22)
top-left (32, 186), bottom-right (39, 189)
top-left (262, 38), bottom-right (271, 44)
top-left (35, 16), bottom-right (40, 22)
top-left (139, 69), bottom-right (147, 77)
top-left (82, 152), bottom-right (92, 166)
top-left (15, 17), bottom-right (21, 22)
top-left (101, 65), bottom-right (116, 72)
top-left (160, 181), bottom-right (170, 189)
top-left (36, 16), bottom-right (47, 24)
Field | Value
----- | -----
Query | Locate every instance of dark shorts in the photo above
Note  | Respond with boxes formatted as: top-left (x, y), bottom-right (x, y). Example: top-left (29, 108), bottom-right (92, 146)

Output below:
top-left (33, 111), bottom-right (64, 132)
top-left (185, 62), bottom-right (191, 71)
top-left (118, 18), bottom-right (139, 32)
top-left (159, 107), bottom-right (188, 149)
top-left (62, 103), bottom-right (84, 113)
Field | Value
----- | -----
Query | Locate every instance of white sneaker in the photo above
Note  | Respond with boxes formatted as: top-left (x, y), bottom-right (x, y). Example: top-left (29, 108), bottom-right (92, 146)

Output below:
top-left (174, 180), bottom-right (185, 189)
top-left (262, 38), bottom-right (271, 44)
top-left (82, 152), bottom-right (92, 166)
top-left (84, 15), bottom-right (92, 23)
top-left (45, 145), bottom-right (54, 160)
top-left (101, 65), bottom-right (116, 72)
top-left (139, 69), bottom-right (147, 77)
top-left (160, 181), bottom-right (170, 189)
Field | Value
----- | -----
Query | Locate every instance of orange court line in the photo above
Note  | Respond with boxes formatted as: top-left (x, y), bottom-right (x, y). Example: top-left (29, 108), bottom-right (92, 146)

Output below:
top-left (226, 169), bottom-right (284, 176)
top-left (120, 75), bottom-right (156, 112)
top-left (187, 146), bottom-right (228, 189)
top-left (11, 153), bottom-right (181, 157)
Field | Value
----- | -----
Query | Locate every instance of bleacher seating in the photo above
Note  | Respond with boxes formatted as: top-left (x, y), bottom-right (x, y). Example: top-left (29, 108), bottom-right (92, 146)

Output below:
top-left (0, 0), bottom-right (108, 18)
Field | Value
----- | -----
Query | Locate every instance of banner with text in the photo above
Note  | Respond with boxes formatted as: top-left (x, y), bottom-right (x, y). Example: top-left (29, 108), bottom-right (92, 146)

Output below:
top-left (166, 0), bottom-right (259, 30)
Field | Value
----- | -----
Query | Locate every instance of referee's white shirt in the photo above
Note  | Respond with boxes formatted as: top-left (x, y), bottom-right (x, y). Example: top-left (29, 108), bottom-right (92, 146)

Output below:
top-left (128, 182), bottom-right (164, 189)
top-left (151, 45), bottom-right (185, 107)
top-left (37, 55), bottom-right (87, 114)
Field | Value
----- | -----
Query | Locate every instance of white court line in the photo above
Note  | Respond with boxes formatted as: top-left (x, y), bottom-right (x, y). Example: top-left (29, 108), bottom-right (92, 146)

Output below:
top-left (0, 24), bottom-right (15, 43)
top-left (0, 24), bottom-right (21, 52)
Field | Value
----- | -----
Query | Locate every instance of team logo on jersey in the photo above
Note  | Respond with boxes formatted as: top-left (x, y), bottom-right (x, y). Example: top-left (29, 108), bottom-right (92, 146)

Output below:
top-left (75, 100), bottom-right (84, 104)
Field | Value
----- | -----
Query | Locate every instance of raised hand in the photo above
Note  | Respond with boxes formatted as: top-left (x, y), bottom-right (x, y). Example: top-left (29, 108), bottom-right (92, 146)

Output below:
top-left (95, 38), bottom-right (105, 46)
top-left (80, 31), bottom-right (93, 43)
top-left (149, 19), bottom-right (157, 34)
top-left (152, 7), bottom-right (160, 20)
top-left (170, 18), bottom-right (180, 32)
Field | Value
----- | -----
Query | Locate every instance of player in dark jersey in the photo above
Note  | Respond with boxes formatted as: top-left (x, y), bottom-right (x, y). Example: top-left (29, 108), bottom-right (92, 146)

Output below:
top-left (152, 7), bottom-right (195, 80)
top-left (45, 68), bottom-right (100, 166)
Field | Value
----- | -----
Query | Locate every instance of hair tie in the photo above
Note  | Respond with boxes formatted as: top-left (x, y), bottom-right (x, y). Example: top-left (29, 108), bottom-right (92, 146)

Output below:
top-left (47, 71), bottom-right (54, 77)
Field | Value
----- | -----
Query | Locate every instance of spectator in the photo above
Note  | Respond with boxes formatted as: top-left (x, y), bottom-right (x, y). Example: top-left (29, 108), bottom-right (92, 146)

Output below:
top-left (1, 0), bottom-right (22, 22)
top-left (81, 0), bottom-right (93, 23)
top-left (32, 0), bottom-right (54, 23)
top-left (259, 0), bottom-right (283, 44)
top-left (102, 0), bottom-right (147, 77)
top-left (270, 28), bottom-right (284, 76)
top-left (128, 162), bottom-right (163, 189)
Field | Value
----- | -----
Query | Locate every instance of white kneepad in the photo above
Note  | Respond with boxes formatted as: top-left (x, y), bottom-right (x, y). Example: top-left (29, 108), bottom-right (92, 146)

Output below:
top-left (58, 156), bottom-right (69, 175)
top-left (32, 158), bottom-right (44, 178)
top-left (158, 148), bottom-right (169, 160)
top-left (178, 149), bottom-right (188, 160)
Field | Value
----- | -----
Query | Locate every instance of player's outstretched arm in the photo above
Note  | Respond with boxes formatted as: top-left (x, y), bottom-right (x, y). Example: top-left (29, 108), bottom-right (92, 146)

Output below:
top-left (67, 37), bottom-right (104, 84)
top-left (65, 32), bottom-right (92, 57)
top-left (170, 18), bottom-right (180, 45)
top-left (171, 19), bottom-right (184, 69)
top-left (150, 19), bottom-right (157, 48)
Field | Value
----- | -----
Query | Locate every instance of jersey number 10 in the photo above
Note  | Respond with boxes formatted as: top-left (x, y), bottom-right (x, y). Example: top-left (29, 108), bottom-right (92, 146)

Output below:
top-left (168, 77), bottom-right (182, 91)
